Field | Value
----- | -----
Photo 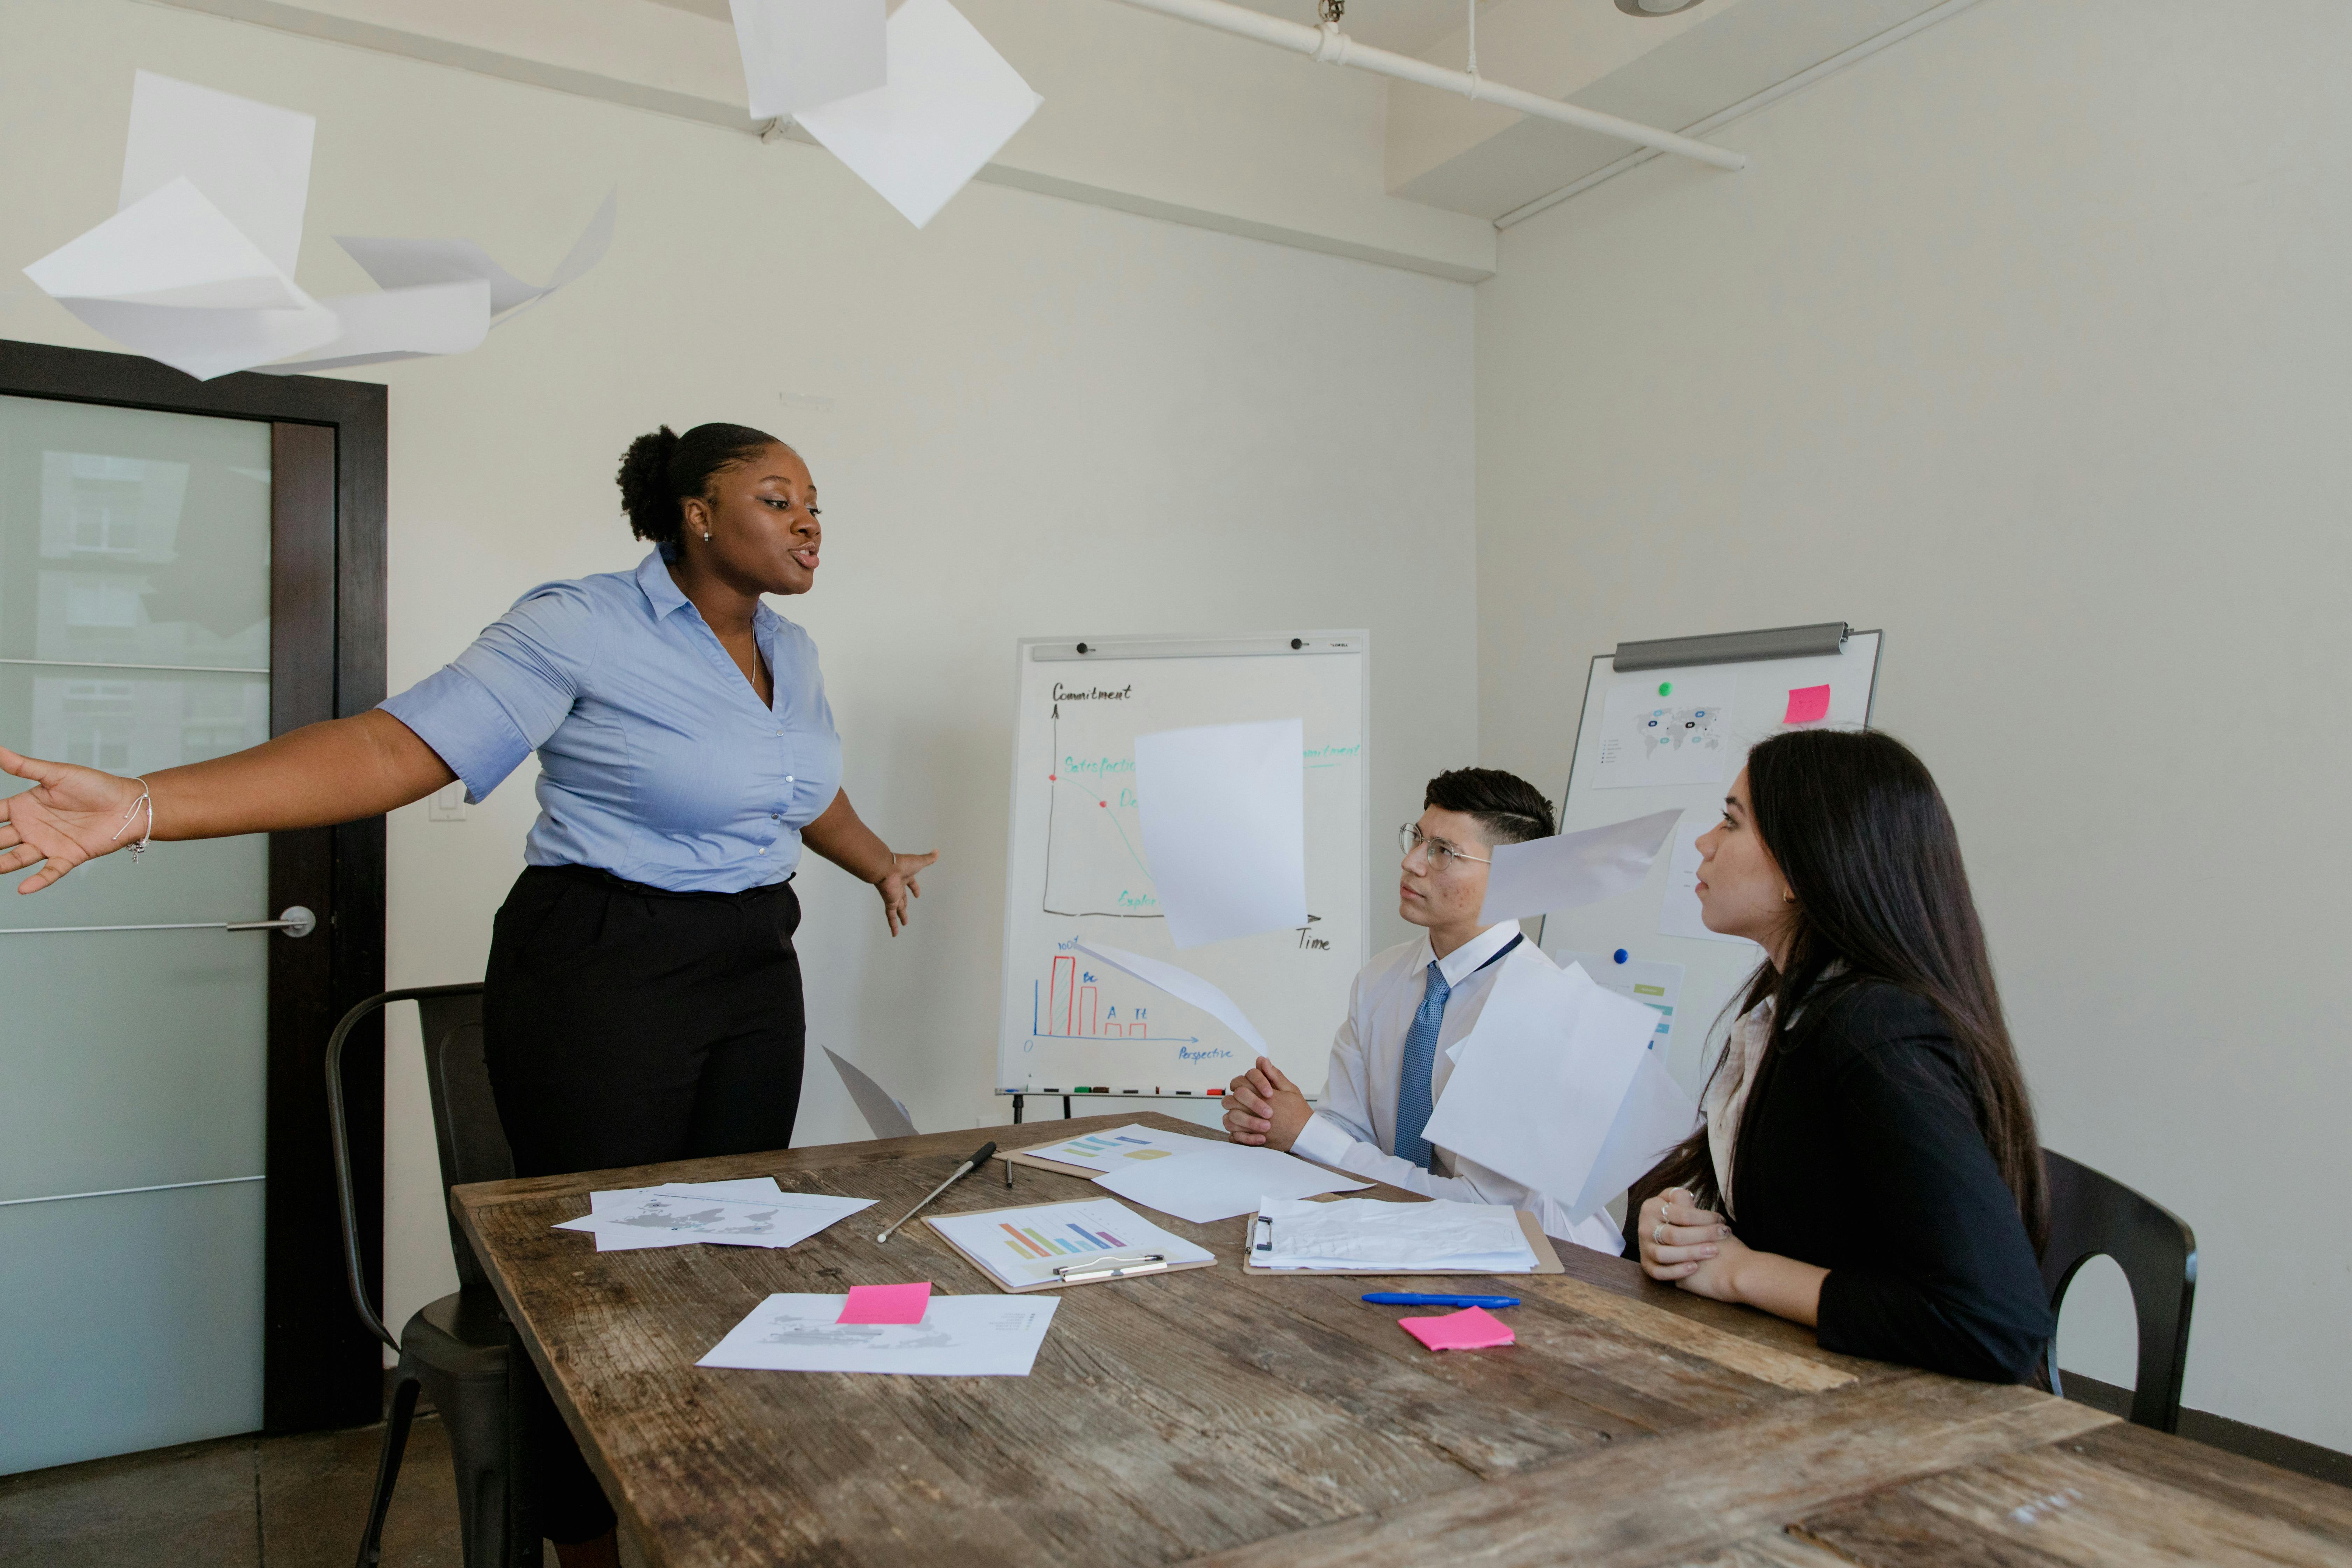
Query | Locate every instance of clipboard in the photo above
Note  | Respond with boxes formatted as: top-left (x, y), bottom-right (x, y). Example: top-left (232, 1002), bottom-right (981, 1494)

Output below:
top-left (994, 1146), bottom-right (1122, 1180)
top-left (926, 1200), bottom-right (1220, 1294)
top-left (1240, 1205), bottom-right (1566, 1276)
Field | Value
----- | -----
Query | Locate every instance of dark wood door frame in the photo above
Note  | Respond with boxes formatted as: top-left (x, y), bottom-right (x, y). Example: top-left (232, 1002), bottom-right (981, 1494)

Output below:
top-left (0, 338), bottom-right (388, 1434)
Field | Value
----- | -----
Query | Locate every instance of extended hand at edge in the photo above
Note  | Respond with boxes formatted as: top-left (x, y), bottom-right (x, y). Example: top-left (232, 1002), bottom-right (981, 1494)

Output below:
top-left (0, 746), bottom-right (148, 894)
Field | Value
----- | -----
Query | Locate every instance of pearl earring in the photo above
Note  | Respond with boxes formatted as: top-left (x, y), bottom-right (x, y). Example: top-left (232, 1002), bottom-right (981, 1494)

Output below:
top-left (702, 530), bottom-right (712, 544)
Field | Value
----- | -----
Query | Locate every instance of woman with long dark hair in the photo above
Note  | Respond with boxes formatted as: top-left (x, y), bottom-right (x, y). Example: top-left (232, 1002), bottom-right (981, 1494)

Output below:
top-left (1631, 728), bottom-right (2053, 1384)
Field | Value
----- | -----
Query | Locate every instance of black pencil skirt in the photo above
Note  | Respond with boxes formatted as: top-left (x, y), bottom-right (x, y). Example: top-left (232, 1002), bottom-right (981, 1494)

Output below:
top-left (482, 862), bottom-right (808, 1544)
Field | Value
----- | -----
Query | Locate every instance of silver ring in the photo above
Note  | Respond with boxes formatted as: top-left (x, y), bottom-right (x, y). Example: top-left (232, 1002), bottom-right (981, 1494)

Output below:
top-left (1652, 1222), bottom-right (1667, 1245)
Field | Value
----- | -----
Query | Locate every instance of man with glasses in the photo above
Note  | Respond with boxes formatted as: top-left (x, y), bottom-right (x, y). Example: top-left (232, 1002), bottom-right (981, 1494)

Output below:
top-left (1222, 767), bottom-right (1622, 1254)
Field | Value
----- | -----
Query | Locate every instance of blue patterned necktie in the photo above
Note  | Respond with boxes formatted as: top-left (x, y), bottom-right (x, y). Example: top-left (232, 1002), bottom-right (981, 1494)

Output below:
top-left (1393, 961), bottom-right (1452, 1171)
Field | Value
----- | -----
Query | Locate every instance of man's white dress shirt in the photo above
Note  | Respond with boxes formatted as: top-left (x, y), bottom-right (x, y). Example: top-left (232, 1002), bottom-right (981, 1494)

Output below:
top-left (1290, 921), bottom-right (1624, 1255)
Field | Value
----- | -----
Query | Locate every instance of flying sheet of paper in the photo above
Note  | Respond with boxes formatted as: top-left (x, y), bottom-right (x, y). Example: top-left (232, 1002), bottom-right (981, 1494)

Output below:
top-left (1657, 805), bottom-right (1761, 948)
top-left (24, 179), bottom-right (306, 310)
top-left (824, 1046), bottom-right (918, 1140)
top-left (927, 1198), bottom-right (1213, 1290)
top-left (1250, 1196), bottom-right (1537, 1273)
top-left (1071, 939), bottom-right (1268, 1056)
top-left (120, 69), bottom-right (314, 278)
top-left (252, 279), bottom-right (492, 375)
top-left (1087, 1142), bottom-right (1368, 1224)
top-left (1478, 808), bottom-right (1682, 925)
top-left (1550, 950), bottom-right (1683, 1058)
top-left (331, 190), bottom-right (616, 322)
top-left (553, 1181), bottom-right (876, 1252)
top-left (1134, 718), bottom-right (1307, 949)
top-left (730, 0), bottom-right (886, 118)
top-left (261, 192), bottom-right (618, 372)
top-left (1010, 1122), bottom-right (1208, 1172)
top-left (793, 0), bottom-right (1042, 229)
top-left (1593, 674), bottom-right (1735, 790)
top-left (1569, 1044), bottom-right (1698, 1219)
top-left (1400, 1306), bottom-right (1515, 1352)
top-left (1419, 959), bottom-right (1659, 1218)
top-left (699, 1293), bottom-right (1059, 1376)
top-left (838, 1282), bottom-right (932, 1324)
top-left (50, 293), bottom-right (343, 382)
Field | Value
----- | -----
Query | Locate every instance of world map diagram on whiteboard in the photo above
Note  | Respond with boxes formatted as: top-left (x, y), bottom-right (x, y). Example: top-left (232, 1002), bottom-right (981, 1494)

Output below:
top-left (998, 648), bottom-right (1366, 1096)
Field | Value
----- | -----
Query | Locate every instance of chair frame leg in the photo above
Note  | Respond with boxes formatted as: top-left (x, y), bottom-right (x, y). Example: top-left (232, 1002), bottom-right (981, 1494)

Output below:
top-left (356, 1372), bottom-right (424, 1568)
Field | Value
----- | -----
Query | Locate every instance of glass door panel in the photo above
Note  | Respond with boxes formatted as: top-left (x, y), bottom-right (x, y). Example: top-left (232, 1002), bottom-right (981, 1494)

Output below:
top-left (0, 393), bottom-right (275, 1474)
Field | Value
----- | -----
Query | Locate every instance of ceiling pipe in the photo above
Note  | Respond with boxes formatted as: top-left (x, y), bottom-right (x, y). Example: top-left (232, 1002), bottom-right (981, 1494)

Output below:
top-left (1097, 0), bottom-right (1746, 172)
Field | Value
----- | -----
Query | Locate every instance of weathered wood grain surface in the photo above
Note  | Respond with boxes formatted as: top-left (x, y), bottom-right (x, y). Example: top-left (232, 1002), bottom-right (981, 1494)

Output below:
top-left (454, 1113), bottom-right (2350, 1568)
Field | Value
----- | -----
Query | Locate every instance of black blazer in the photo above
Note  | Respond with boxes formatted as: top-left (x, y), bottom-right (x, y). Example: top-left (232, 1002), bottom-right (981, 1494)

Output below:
top-left (1643, 980), bottom-right (2053, 1383)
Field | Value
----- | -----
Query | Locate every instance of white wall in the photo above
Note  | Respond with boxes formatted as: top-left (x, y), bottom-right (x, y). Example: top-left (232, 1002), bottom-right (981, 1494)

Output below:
top-left (4, 0), bottom-right (1476, 1341)
top-left (1476, 0), bottom-right (2352, 1450)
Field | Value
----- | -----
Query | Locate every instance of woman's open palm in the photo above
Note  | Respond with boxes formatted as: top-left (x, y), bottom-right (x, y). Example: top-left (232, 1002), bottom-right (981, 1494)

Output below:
top-left (0, 747), bottom-right (145, 893)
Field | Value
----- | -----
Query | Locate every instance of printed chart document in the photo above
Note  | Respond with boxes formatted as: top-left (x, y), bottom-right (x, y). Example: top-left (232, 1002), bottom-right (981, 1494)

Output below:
top-left (698, 1293), bottom-right (1059, 1376)
top-left (1088, 1141), bottom-right (1368, 1224)
top-left (1422, 960), bottom-right (1660, 1222)
top-left (1478, 808), bottom-right (1683, 924)
top-left (1010, 1123), bottom-right (1209, 1171)
top-left (1251, 1197), bottom-right (1539, 1273)
top-left (553, 1180), bottom-right (875, 1252)
top-left (1134, 717), bottom-right (1308, 948)
top-left (928, 1198), bottom-right (1212, 1290)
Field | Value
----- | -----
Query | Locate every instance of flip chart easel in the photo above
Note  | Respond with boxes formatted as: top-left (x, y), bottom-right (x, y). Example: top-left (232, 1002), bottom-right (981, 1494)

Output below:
top-left (996, 633), bottom-right (1372, 1122)
top-left (1536, 623), bottom-right (1882, 1093)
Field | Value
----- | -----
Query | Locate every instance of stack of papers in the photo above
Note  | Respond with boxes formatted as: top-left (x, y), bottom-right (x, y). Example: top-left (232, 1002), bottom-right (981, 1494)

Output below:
top-left (1250, 1196), bottom-right (1540, 1274)
top-left (698, 1293), bottom-right (1059, 1376)
top-left (552, 1177), bottom-right (874, 1252)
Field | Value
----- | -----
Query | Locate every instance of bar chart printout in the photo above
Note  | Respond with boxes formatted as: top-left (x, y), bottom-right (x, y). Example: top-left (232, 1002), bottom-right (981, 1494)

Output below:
top-left (926, 1199), bottom-right (1214, 1289)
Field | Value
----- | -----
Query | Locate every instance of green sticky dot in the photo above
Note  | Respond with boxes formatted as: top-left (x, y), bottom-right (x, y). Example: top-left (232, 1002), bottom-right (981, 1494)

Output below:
top-left (1658, 681), bottom-right (1673, 696)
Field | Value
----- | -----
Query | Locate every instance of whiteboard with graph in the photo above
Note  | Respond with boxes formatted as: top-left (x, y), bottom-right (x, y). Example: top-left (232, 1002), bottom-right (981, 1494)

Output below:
top-left (996, 633), bottom-right (1369, 1100)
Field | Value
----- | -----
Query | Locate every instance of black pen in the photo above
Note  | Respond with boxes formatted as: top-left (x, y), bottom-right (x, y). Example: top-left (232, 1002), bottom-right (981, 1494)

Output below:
top-left (877, 1141), bottom-right (996, 1244)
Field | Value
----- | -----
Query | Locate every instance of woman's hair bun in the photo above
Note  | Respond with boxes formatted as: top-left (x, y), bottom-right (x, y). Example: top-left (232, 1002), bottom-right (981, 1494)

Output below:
top-left (614, 422), bottom-right (785, 545)
top-left (617, 426), bottom-right (685, 542)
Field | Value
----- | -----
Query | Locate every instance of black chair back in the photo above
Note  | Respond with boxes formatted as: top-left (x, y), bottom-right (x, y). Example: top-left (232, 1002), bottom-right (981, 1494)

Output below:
top-left (2040, 1148), bottom-right (2197, 1432)
top-left (414, 990), bottom-right (511, 1292)
top-left (326, 984), bottom-right (500, 1345)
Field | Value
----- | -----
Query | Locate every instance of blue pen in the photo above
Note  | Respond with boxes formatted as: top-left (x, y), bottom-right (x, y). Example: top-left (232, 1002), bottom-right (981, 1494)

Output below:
top-left (1360, 1292), bottom-right (1520, 1309)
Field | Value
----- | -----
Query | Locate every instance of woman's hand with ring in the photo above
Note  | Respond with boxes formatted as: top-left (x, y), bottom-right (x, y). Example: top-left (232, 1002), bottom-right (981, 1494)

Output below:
top-left (1637, 1186), bottom-right (1731, 1284)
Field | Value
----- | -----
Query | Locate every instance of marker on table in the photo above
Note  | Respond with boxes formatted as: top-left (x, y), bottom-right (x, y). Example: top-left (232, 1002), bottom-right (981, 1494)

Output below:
top-left (1360, 1292), bottom-right (1521, 1309)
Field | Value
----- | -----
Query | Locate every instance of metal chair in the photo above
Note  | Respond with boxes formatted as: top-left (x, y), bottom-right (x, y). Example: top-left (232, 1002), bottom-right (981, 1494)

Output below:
top-left (2040, 1148), bottom-right (2198, 1433)
top-left (327, 984), bottom-right (539, 1568)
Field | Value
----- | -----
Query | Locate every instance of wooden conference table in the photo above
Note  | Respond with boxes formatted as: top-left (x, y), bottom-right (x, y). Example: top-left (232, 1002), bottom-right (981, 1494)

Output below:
top-left (454, 1113), bottom-right (2352, 1567)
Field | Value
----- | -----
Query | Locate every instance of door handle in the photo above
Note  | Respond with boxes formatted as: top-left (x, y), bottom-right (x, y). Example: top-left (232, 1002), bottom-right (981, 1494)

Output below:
top-left (0, 905), bottom-right (317, 938)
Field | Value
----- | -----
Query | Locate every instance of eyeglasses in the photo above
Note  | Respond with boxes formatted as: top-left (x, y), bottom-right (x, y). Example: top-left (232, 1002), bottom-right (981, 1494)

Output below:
top-left (1399, 824), bottom-right (1490, 871)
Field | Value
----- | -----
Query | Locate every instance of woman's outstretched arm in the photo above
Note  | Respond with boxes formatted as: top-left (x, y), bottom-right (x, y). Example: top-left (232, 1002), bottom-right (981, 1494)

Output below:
top-left (0, 710), bottom-right (455, 893)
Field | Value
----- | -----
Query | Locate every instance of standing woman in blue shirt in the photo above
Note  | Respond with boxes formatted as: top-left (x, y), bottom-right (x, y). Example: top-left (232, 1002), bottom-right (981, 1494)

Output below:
top-left (0, 422), bottom-right (933, 1566)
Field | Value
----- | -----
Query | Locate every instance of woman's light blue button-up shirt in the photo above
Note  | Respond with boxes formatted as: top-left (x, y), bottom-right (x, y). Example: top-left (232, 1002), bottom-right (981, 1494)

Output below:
top-left (380, 551), bottom-right (842, 893)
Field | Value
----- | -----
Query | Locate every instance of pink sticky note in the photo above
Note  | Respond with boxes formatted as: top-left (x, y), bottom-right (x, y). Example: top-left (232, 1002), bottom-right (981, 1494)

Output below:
top-left (838, 1282), bottom-right (932, 1324)
top-left (1399, 1306), bottom-right (1516, 1353)
top-left (1783, 684), bottom-right (1832, 725)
